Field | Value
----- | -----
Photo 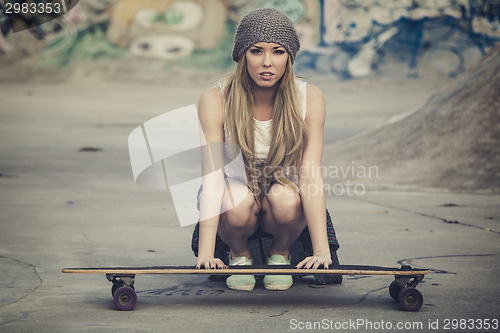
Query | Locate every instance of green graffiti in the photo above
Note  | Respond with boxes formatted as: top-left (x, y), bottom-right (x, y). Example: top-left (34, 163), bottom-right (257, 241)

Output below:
top-left (39, 21), bottom-right (127, 67)
top-left (261, 0), bottom-right (305, 23)
top-left (164, 7), bottom-right (184, 26)
top-left (165, 21), bottom-right (236, 70)
top-left (150, 13), bottom-right (161, 25)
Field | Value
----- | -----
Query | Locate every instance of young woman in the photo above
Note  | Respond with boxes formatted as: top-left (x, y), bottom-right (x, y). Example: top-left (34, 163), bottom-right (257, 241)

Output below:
top-left (192, 8), bottom-right (341, 291)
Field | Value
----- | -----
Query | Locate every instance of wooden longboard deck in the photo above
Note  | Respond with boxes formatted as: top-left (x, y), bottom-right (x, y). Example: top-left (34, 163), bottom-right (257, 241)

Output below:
top-left (62, 264), bottom-right (429, 311)
top-left (62, 265), bottom-right (429, 276)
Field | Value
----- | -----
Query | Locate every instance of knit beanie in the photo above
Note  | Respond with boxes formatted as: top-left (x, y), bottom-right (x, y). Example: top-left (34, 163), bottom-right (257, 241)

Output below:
top-left (232, 8), bottom-right (300, 63)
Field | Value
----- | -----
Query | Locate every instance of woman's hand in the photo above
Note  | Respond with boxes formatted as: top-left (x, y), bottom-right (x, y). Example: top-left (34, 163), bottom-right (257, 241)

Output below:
top-left (296, 252), bottom-right (332, 269)
top-left (195, 256), bottom-right (226, 269)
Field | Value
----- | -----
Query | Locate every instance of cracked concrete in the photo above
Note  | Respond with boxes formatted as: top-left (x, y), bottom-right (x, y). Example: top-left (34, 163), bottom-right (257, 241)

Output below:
top-left (358, 192), bottom-right (500, 235)
top-left (0, 257), bottom-right (42, 308)
top-left (0, 78), bottom-right (499, 332)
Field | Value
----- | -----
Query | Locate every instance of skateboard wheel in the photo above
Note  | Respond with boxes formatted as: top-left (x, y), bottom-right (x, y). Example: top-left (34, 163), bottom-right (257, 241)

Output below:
top-left (112, 283), bottom-right (134, 296)
top-left (113, 286), bottom-right (137, 311)
top-left (389, 281), bottom-right (401, 301)
top-left (398, 287), bottom-right (423, 311)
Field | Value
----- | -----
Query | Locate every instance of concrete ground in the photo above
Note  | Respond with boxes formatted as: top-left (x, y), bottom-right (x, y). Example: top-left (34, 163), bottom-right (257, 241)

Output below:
top-left (0, 77), bottom-right (499, 332)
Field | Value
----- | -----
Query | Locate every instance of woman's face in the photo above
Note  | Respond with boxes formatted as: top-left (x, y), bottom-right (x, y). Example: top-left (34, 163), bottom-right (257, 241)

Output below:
top-left (245, 42), bottom-right (288, 88)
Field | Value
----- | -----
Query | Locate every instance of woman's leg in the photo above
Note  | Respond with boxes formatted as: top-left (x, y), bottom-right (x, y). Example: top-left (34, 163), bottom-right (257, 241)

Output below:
top-left (218, 179), bottom-right (260, 259)
top-left (260, 183), bottom-right (307, 259)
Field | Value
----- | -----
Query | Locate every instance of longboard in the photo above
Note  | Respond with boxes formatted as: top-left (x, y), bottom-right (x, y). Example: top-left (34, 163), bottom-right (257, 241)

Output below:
top-left (62, 265), bottom-right (429, 311)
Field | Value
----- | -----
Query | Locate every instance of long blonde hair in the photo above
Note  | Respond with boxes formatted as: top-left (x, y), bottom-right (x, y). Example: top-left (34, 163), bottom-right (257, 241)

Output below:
top-left (223, 54), bottom-right (307, 205)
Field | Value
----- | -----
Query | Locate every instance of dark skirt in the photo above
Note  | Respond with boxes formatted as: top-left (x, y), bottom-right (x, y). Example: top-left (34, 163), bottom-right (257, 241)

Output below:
top-left (191, 209), bottom-right (342, 284)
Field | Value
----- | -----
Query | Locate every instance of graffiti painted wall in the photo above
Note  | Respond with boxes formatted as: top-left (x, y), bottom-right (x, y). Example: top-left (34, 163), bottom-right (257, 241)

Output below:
top-left (296, 0), bottom-right (500, 78)
top-left (1, 0), bottom-right (499, 78)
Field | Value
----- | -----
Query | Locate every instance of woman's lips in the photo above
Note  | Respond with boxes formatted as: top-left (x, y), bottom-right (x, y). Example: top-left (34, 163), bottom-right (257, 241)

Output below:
top-left (259, 72), bottom-right (274, 80)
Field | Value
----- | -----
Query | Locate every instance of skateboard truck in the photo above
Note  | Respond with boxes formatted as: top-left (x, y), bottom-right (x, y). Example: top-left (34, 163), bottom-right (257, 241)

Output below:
top-left (388, 266), bottom-right (426, 311)
top-left (106, 274), bottom-right (136, 289)
top-left (393, 265), bottom-right (425, 288)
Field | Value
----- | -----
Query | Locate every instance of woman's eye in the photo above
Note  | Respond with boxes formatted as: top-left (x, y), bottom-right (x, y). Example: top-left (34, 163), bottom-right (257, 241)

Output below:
top-left (250, 49), bottom-right (262, 54)
top-left (274, 49), bottom-right (285, 55)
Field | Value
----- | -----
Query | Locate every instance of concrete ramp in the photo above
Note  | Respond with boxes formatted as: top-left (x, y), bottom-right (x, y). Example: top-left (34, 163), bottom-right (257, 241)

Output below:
top-left (324, 45), bottom-right (500, 193)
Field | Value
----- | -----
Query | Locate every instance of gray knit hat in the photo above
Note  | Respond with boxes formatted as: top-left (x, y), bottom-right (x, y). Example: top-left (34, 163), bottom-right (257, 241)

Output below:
top-left (232, 8), bottom-right (300, 63)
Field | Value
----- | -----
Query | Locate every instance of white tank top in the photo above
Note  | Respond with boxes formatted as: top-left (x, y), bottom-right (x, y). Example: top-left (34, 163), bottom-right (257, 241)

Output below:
top-left (219, 79), bottom-right (307, 184)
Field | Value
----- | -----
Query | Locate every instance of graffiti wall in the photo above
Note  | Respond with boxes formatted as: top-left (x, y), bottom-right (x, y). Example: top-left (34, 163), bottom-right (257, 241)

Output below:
top-left (296, 0), bottom-right (500, 78)
top-left (1, 0), bottom-right (499, 78)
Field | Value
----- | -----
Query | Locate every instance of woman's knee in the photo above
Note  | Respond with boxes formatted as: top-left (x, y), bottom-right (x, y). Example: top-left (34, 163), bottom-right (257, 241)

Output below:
top-left (264, 184), bottom-right (302, 224)
top-left (220, 181), bottom-right (258, 229)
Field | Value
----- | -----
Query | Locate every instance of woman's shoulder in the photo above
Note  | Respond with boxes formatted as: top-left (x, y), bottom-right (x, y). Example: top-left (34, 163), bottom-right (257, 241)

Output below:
top-left (304, 83), bottom-right (325, 122)
top-left (199, 85), bottom-right (223, 105)
top-left (294, 78), bottom-right (324, 102)
top-left (305, 83), bottom-right (324, 101)
top-left (198, 85), bottom-right (224, 124)
top-left (200, 75), bottom-right (230, 103)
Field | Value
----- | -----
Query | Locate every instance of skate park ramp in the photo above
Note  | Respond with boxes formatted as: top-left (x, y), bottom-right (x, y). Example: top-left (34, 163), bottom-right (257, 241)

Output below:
top-left (323, 45), bottom-right (500, 194)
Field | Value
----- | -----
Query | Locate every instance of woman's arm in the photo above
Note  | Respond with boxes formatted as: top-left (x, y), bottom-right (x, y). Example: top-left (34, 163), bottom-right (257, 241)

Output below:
top-left (196, 86), bottom-right (226, 269)
top-left (296, 84), bottom-right (332, 269)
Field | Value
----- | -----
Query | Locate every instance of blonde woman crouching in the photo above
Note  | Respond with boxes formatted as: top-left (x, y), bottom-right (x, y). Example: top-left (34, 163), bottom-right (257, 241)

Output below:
top-left (192, 8), bottom-right (341, 291)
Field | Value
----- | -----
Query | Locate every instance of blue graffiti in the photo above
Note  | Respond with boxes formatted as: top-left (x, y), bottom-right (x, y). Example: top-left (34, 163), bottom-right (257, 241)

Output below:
top-left (295, 0), bottom-right (500, 79)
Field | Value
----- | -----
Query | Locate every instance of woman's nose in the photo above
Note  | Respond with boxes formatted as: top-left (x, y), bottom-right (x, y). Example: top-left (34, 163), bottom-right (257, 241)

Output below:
top-left (263, 52), bottom-right (272, 67)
